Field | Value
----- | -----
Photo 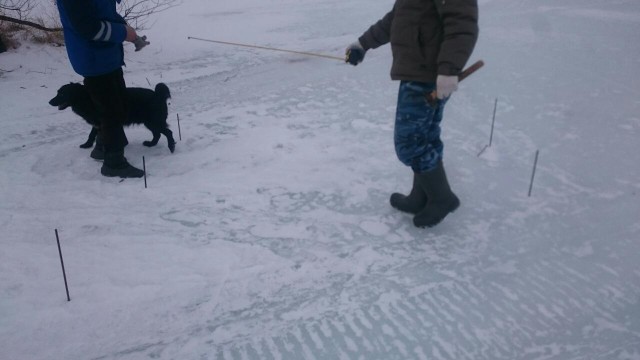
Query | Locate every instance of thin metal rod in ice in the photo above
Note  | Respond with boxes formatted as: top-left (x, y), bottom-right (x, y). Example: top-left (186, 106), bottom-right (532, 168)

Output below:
top-left (177, 113), bottom-right (182, 141)
top-left (528, 150), bottom-right (540, 197)
top-left (477, 144), bottom-right (488, 157)
top-left (143, 156), bottom-right (147, 189)
top-left (55, 229), bottom-right (71, 302)
top-left (489, 98), bottom-right (498, 146)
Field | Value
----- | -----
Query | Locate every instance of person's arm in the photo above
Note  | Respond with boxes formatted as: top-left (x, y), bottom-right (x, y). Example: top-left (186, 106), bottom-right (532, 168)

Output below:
top-left (60, 0), bottom-right (128, 43)
top-left (345, 7), bottom-right (395, 65)
top-left (436, 0), bottom-right (479, 76)
top-left (114, 12), bottom-right (127, 25)
top-left (358, 7), bottom-right (395, 51)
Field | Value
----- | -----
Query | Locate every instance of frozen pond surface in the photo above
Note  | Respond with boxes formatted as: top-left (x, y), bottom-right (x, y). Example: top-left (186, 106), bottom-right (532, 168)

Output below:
top-left (1, 0), bottom-right (639, 359)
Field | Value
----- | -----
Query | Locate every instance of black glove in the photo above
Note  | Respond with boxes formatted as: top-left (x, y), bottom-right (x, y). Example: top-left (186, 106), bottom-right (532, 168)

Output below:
top-left (345, 41), bottom-right (365, 66)
top-left (134, 35), bottom-right (150, 51)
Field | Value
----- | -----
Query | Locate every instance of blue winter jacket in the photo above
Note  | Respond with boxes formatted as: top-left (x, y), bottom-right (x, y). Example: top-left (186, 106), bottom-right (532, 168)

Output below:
top-left (57, 0), bottom-right (128, 77)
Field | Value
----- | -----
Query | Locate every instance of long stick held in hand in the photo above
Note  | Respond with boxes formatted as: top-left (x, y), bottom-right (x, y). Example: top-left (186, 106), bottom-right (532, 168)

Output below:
top-left (187, 36), bottom-right (345, 61)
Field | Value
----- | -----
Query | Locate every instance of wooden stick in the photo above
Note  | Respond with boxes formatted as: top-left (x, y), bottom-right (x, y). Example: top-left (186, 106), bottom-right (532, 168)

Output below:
top-left (427, 60), bottom-right (485, 105)
top-left (187, 36), bottom-right (345, 61)
top-left (55, 229), bottom-right (71, 302)
top-left (458, 60), bottom-right (485, 82)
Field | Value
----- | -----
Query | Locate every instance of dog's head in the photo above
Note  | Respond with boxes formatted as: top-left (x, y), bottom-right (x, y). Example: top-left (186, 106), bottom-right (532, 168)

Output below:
top-left (49, 83), bottom-right (85, 110)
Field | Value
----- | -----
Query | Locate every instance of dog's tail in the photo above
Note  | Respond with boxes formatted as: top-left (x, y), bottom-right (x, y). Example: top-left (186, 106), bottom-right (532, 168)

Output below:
top-left (154, 83), bottom-right (171, 101)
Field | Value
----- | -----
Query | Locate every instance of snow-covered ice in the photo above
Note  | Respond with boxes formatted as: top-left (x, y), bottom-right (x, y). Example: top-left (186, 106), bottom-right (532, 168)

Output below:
top-left (1, 0), bottom-right (639, 359)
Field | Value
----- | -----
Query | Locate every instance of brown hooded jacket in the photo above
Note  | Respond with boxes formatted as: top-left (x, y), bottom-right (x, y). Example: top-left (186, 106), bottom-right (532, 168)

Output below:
top-left (358, 0), bottom-right (479, 83)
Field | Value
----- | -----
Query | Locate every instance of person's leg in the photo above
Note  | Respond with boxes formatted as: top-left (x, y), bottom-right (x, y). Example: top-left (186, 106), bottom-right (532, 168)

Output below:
top-left (393, 81), bottom-right (442, 173)
top-left (390, 81), bottom-right (438, 214)
top-left (393, 81), bottom-right (458, 227)
top-left (83, 69), bottom-right (128, 152)
top-left (84, 69), bottom-right (142, 178)
top-left (413, 158), bottom-right (459, 228)
top-left (89, 129), bottom-right (104, 160)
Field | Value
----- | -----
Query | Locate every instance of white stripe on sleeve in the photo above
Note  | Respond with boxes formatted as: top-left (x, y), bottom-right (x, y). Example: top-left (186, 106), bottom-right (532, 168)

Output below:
top-left (92, 21), bottom-right (106, 41)
top-left (103, 22), bottom-right (112, 41)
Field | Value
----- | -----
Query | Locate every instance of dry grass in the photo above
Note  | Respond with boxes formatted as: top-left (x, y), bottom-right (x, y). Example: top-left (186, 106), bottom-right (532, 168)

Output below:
top-left (0, 26), bottom-right (21, 50)
top-left (0, 15), bottom-right (63, 50)
top-left (28, 27), bottom-right (64, 45)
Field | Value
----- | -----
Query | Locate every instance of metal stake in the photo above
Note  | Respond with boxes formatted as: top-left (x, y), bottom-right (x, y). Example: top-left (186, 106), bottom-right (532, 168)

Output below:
top-left (143, 156), bottom-right (147, 189)
top-left (528, 150), bottom-right (540, 197)
top-left (489, 98), bottom-right (498, 146)
top-left (55, 229), bottom-right (71, 302)
top-left (177, 114), bottom-right (182, 141)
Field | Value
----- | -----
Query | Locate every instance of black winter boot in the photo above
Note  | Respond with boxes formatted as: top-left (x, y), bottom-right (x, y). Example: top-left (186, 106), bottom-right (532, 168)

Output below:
top-left (390, 173), bottom-right (427, 214)
top-left (413, 160), bottom-right (460, 228)
top-left (101, 151), bottom-right (144, 178)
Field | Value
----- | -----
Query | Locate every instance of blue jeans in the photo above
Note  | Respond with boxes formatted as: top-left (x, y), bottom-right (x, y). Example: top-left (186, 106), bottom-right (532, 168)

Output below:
top-left (394, 81), bottom-right (448, 173)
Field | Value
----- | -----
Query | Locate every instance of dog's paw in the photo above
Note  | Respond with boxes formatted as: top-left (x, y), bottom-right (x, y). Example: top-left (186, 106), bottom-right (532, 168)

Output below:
top-left (79, 142), bottom-right (93, 149)
top-left (143, 141), bottom-right (154, 147)
top-left (169, 142), bottom-right (176, 153)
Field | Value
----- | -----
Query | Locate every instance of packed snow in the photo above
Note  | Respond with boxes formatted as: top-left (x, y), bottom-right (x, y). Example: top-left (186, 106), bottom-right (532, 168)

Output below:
top-left (1, 0), bottom-right (639, 359)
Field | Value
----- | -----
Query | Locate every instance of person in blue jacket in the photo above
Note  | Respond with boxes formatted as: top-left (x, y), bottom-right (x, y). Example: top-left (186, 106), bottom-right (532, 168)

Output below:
top-left (56, 0), bottom-right (148, 178)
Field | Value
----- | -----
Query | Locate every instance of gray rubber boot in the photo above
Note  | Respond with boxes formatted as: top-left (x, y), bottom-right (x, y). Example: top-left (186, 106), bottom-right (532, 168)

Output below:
top-left (101, 151), bottom-right (144, 178)
top-left (413, 160), bottom-right (460, 228)
top-left (390, 173), bottom-right (427, 214)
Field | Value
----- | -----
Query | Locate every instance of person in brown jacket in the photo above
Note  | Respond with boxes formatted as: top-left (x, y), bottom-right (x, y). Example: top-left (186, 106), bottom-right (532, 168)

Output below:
top-left (345, 0), bottom-right (478, 228)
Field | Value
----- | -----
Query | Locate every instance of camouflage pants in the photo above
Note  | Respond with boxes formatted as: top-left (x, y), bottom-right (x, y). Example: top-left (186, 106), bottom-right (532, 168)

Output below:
top-left (394, 81), bottom-right (448, 173)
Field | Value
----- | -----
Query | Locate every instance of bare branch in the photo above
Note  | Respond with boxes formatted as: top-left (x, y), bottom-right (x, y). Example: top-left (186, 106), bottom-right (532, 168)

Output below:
top-left (118, 0), bottom-right (179, 30)
top-left (0, 0), bottom-right (34, 20)
top-left (0, 0), bottom-right (177, 46)
top-left (0, 14), bottom-right (61, 32)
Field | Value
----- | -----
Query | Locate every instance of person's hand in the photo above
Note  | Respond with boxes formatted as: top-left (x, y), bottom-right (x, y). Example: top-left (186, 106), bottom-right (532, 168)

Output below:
top-left (345, 41), bottom-right (365, 66)
top-left (125, 25), bottom-right (137, 42)
top-left (134, 35), bottom-right (150, 51)
top-left (436, 75), bottom-right (458, 99)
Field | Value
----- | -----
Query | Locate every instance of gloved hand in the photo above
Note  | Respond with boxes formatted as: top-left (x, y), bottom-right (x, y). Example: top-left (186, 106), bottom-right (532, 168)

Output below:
top-left (134, 35), bottom-right (150, 51)
top-left (345, 41), bottom-right (365, 66)
top-left (436, 75), bottom-right (458, 99)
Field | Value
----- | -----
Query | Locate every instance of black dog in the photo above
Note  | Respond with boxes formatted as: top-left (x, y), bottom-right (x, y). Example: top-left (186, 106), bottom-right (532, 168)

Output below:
top-left (49, 82), bottom-right (176, 153)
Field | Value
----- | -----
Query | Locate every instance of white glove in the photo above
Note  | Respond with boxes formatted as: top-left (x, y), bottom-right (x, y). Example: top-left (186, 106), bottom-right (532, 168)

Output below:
top-left (436, 75), bottom-right (458, 99)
